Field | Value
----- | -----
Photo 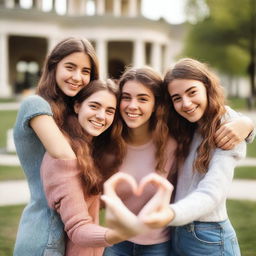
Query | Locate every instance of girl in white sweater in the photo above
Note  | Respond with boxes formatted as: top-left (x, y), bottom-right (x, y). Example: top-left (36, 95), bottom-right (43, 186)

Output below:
top-left (161, 58), bottom-right (255, 255)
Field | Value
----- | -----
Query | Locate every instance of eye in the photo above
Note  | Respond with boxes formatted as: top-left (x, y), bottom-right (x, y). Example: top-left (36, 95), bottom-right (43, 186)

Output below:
top-left (82, 69), bottom-right (91, 75)
top-left (172, 96), bottom-right (181, 103)
top-left (121, 95), bottom-right (131, 100)
top-left (189, 90), bottom-right (197, 96)
top-left (106, 109), bottom-right (115, 115)
top-left (65, 65), bottom-right (74, 71)
top-left (89, 104), bottom-right (98, 109)
top-left (138, 97), bottom-right (148, 102)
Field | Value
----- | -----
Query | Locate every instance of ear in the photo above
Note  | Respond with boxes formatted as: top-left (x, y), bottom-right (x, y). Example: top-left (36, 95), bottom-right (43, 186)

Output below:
top-left (74, 102), bottom-right (81, 114)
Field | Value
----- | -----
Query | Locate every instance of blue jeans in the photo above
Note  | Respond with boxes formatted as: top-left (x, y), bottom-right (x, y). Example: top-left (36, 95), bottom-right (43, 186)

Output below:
top-left (103, 240), bottom-right (172, 256)
top-left (172, 219), bottom-right (241, 256)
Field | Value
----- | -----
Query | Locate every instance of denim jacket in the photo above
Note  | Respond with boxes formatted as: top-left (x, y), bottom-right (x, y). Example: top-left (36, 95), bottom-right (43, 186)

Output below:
top-left (13, 95), bottom-right (65, 256)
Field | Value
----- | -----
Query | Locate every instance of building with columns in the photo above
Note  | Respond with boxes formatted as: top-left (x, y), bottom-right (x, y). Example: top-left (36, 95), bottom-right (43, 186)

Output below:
top-left (0, 0), bottom-right (185, 97)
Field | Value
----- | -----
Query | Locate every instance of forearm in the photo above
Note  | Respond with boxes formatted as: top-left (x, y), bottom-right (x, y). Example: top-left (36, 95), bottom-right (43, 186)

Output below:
top-left (31, 115), bottom-right (76, 159)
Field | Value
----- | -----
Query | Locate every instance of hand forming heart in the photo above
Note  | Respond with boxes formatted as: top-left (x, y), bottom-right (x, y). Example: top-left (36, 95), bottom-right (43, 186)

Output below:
top-left (101, 172), bottom-right (174, 237)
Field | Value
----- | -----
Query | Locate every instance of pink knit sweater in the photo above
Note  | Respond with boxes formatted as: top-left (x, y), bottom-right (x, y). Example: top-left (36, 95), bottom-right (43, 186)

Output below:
top-left (40, 153), bottom-right (110, 256)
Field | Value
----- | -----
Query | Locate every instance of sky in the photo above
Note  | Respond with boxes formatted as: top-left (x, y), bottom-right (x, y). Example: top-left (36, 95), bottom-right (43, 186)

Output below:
top-left (20, 0), bottom-right (187, 24)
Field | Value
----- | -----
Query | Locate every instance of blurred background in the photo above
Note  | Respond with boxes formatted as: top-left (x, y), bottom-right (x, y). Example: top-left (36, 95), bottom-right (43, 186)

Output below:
top-left (0, 0), bottom-right (255, 255)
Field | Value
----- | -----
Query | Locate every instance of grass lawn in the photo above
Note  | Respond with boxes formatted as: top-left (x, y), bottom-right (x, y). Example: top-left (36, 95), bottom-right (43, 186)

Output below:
top-left (0, 110), bottom-right (17, 148)
top-left (234, 167), bottom-right (256, 180)
top-left (0, 200), bottom-right (255, 256)
top-left (247, 140), bottom-right (256, 158)
top-left (0, 166), bottom-right (24, 181)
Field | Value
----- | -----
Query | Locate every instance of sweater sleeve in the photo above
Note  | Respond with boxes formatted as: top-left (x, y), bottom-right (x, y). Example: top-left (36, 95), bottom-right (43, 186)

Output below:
top-left (169, 141), bottom-right (246, 226)
top-left (40, 153), bottom-right (111, 248)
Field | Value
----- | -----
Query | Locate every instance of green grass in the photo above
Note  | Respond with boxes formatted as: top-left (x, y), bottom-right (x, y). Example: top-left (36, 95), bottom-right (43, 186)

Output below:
top-left (227, 200), bottom-right (256, 256)
top-left (0, 98), bottom-right (16, 103)
top-left (0, 166), bottom-right (24, 181)
top-left (0, 201), bottom-right (255, 256)
top-left (0, 204), bottom-right (24, 256)
top-left (0, 110), bottom-right (17, 148)
top-left (234, 166), bottom-right (256, 180)
top-left (247, 140), bottom-right (256, 158)
top-left (227, 97), bottom-right (251, 110)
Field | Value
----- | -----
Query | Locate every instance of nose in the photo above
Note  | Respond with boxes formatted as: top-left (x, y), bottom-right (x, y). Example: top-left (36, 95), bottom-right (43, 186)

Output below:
top-left (182, 97), bottom-right (192, 109)
top-left (72, 70), bottom-right (82, 82)
top-left (95, 109), bottom-right (105, 120)
top-left (127, 99), bottom-right (138, 110)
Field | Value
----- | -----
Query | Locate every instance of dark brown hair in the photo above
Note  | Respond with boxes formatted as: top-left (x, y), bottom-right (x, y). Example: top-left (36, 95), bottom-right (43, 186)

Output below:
top-left (62, 79), bottom-right (124, 195)
top-left (118, 66), bottom-right (169, 173)
top-left (36, 37), bottom-right (99, 130)
top-left (164, 58), bottom-right (226, 173)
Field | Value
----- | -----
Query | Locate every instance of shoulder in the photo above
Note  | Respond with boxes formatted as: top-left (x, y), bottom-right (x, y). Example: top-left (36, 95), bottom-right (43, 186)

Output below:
top-left (14, 95), bottom-right (53, 134)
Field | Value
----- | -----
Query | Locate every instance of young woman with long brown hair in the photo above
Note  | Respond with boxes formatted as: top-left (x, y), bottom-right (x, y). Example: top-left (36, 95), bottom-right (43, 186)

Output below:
top-left (163, 58), bottom-right (254, 255)
top-left (13, 37), bottom-right (99, 255)
top-left (41, 79), bottom-right (146, 256)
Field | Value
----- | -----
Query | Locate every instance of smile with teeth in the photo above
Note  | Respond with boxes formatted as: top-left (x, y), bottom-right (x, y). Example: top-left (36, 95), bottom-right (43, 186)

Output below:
top-left (127, 113), bottom-right (141, 118)
top-left (184, 106), bottom-right (198, 114)
top-left (90, 120), bottom-right (104, 128)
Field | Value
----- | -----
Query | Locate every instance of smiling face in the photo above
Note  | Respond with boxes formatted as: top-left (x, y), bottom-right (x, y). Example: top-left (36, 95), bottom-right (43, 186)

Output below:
top-left (56, 52), bottom-right (91, 97)
top-left (168, 79), bottom-right (208, 123)
top-left (120, 80), bottom-right (155, 131)
top-left (74, 90), bottom-right (117, 136)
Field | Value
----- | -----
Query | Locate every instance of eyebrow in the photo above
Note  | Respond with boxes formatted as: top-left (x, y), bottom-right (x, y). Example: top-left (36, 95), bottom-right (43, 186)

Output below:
top-left (122, 92), bottom-right (151, 97)
top-left (171, 86), bottom-right (197, 98)
top-left (89, 101), bottom-right (116, 111)
top-left (64, 62), bottom-right (91, 71)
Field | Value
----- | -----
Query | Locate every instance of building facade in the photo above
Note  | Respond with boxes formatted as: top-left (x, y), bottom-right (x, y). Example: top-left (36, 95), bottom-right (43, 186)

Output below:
top-left (0, 0), bottom-right (184, 97)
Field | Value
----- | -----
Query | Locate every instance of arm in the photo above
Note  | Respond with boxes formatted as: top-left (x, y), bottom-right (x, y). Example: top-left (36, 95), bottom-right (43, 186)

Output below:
top-left (215, 107), bottom-right (255, 150)
top-left (169, 141), bottom-right (246, 226)
top-left (31, 115), bottom-right (76, 159)
top-left (41, 154), bottom-right (142, 247)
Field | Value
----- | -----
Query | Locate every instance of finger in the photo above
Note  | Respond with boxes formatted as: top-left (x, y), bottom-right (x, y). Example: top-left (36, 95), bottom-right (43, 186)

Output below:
top-left (104, 173), bottom-right (137, 197)
top-left (138, 173), bottom-right (173, 196)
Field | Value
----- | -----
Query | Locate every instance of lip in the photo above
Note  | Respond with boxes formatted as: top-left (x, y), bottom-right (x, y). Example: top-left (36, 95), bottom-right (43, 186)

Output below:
top-left (90, 120), bottom-right (104, 129)
top-left (126, 112), bottom-right (141, 119)
top-left (184, 106), bottom-right (198, 114)
top-left (67, 82), bottom-right (81, 90)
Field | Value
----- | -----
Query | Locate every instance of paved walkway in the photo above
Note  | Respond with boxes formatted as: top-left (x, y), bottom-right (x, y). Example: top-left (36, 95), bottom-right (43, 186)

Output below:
top-left (0, 178), bottom-right (256, 206)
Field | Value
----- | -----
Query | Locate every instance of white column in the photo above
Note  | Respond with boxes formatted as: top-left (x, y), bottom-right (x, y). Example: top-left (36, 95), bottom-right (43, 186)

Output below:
top-left (96, 0), bottom-right (105, 15)
top-left (5, 0), bottom-right (15, 8)
top-left (35, 0), bottom-right (43, 10)
top-left (96, 39), bottom-right (107, 79)
top-left (163, 43), bottom-right (172, 71)
top-left (113, 0), bottom-right (121, 17)
top-left (151, 42), bottom-right (161, 73)
top-left (67, 0), bottom-right (87, 16)
top-left (128, 0), bottom-right (137, 17)
top-left (47, 37), bottom-right (59, 54)
top-left (133, 39), bottom-right (145, 67)
top-left (0, 33), bottom-right (11, 97)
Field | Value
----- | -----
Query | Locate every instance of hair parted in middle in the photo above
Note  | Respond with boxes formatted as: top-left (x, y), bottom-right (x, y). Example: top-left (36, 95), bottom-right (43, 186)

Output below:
top-left (163, 58), bottom-right (226, 174)
top-left (62, 79), bottom-right (125, 195)
top-left (118, 66), bottom-right (169, 173)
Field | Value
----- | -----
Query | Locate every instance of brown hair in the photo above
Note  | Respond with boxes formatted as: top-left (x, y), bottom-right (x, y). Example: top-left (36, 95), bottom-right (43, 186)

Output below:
top-left (36, 37), bottom-right (99, 130)
top-left (62, 79), bottom-right (124, 195)
top-left (118, 66), bottom-right (169, 173)
top-left (164, 58), bottom-right (226, 173)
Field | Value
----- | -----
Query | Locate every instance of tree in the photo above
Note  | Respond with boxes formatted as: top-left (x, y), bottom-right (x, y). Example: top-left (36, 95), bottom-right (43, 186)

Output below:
top-left (183, 0), bottom-right (256, 102)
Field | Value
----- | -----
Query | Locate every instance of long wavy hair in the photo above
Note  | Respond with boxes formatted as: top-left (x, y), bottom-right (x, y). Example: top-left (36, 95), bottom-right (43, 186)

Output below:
top-left (36, 37), bottom-right (99, 130)
top-left (163, 58), bottom-right (226, 174)
top-left (62, 79), bottom-right (124, 195)
top-left (118, 66), bottom-right (169, 173)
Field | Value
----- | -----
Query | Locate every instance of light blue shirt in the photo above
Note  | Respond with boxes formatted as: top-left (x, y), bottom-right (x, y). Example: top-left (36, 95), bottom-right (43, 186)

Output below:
top-left (13, 95), bottom-right (65, 256)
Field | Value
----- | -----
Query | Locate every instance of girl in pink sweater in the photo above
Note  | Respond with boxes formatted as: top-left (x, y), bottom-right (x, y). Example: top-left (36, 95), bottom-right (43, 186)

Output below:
top-left (40, 79), bottom-right (147, 256)
top-left (101, 66), bottom-right (254, 256)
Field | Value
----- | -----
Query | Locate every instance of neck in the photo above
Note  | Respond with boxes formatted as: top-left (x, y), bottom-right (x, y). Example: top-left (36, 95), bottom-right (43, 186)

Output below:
top-left (126, 125), bottom-right (152, 146)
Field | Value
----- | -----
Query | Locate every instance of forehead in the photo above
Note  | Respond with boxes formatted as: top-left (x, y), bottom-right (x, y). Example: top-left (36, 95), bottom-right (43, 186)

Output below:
top-left (168, 79), bottom-right (205, 94)
top-left (122, 80), bottom-right (153, 96)
top-left (60, 52), bottom-right (91, 66)
top-left (85, 90), bottom-right (116, 107)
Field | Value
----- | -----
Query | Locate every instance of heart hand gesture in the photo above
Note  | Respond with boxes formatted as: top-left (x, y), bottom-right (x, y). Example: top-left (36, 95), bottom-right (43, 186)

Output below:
top-left (101, 172), bottom-right (175, 239)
